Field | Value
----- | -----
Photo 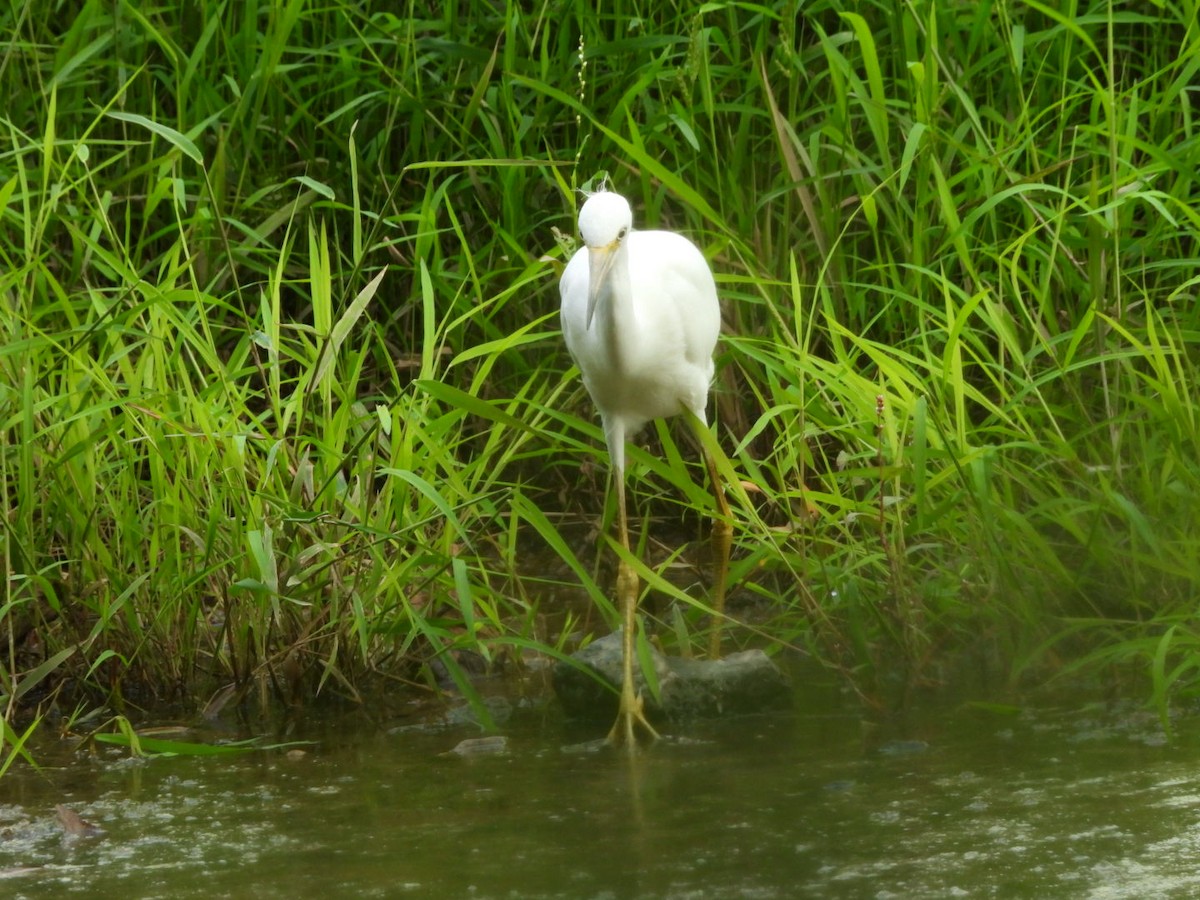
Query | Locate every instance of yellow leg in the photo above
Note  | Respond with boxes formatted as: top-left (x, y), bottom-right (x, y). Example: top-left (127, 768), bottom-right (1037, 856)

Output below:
top-left (704, 450), bottom-right (732, 660)
top-left (606, 468), bottom-right (660, 750)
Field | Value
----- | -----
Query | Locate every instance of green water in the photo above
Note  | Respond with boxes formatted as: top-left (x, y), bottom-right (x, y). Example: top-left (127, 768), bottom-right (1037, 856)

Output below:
top-left (3, 683), bottom-right (1200, 898)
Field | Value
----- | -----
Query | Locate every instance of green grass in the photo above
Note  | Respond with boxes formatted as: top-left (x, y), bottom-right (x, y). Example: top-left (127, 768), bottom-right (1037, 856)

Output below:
top-left (2, 0), bottom-right (1200, 753)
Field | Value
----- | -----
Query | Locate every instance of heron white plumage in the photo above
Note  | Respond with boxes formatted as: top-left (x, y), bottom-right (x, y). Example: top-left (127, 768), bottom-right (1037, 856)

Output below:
top-left (560, 189), bottom-right (731, 749)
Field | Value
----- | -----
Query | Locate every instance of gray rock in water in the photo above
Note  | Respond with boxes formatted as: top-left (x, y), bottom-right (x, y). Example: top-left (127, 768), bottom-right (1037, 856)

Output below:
top-left (553, 631), bottom-right (791, 723)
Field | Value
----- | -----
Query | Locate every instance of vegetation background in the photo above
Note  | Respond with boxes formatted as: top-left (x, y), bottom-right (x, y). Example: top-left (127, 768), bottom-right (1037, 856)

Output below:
top-left (2, 0), bottom-right (1199, 760)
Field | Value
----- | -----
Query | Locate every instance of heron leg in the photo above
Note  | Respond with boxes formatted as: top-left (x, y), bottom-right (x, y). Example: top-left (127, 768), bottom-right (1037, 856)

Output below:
top-left (607, 467), bottom-right (660, 750)
top-left (704, 449), bottom-right (732, 660)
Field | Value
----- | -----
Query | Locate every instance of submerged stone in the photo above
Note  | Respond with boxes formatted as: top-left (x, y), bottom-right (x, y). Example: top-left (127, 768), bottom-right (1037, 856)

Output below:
top-left (55, 805), bottom-right (103, 839)
top-left (552, 631), bottom-right (791, 723)
top-left (443, 736), bottom-right (510, 758)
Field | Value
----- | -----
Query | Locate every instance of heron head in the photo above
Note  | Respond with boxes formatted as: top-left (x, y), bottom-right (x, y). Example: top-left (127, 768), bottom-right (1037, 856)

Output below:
top-left (577, 191), bottom-right (633, 328)
top-left (578, 190), bottom-right (632, 247)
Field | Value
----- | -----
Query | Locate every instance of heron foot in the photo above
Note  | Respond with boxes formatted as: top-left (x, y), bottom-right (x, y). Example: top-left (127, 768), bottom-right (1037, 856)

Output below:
top-left (606, 688), bottom-right (660, 750)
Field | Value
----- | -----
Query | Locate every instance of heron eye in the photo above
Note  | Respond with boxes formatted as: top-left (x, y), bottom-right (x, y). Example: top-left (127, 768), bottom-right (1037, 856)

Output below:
top-left (617, 227), bottom-right (628, 240)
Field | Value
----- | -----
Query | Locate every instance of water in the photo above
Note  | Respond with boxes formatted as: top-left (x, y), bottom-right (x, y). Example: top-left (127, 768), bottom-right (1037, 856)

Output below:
top-left (3, 681), bottom-right (1200, 899)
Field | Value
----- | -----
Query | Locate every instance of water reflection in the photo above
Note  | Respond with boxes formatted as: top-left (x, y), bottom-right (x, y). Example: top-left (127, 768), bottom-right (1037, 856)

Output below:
top-left (3, 685), bottom-right (1200, 898)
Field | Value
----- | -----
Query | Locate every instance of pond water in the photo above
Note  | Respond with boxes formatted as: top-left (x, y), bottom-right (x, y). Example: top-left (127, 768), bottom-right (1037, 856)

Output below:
top-left (3, 671), bottom-right (1200, 899)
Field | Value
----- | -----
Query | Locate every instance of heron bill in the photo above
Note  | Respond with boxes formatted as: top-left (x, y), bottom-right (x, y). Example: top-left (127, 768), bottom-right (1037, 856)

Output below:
top-left (585, 242), bottom-right (620, 329)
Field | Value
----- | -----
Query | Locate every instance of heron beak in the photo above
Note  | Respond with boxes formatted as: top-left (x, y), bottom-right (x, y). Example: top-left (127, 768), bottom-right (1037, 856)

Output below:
top-left (585, 242), bottom-right (619, 329)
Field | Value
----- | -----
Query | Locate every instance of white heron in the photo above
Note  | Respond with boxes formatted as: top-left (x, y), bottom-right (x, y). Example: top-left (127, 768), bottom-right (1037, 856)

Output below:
top-left (559, 188), bottom-right (731, 748)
